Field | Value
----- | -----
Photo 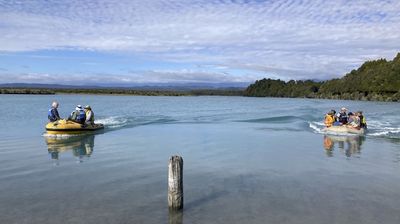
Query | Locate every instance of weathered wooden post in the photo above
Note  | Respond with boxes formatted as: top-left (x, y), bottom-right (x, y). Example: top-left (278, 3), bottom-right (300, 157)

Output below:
top-left (168, 155), bottom-right (183, 211)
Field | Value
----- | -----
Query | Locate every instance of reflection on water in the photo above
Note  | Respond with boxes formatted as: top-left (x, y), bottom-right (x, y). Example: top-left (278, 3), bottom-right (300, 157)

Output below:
top-left (45, 135), bottom-right (95, 164)
top-left (323, 135), bottom-right (365, 157)
top-left (168, 211), bottom-right (183, 224)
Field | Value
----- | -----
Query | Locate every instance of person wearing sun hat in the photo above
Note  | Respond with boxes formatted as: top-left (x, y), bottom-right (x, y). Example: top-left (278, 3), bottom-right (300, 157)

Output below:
top-left (68, 105), bottom-right (86, 124)
top-left (84, 105), bottom-right (95, 125)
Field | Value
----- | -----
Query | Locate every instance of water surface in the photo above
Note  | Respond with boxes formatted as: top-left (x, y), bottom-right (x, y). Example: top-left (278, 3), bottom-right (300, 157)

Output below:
top-left (0, 95), bottom-right (399, 224)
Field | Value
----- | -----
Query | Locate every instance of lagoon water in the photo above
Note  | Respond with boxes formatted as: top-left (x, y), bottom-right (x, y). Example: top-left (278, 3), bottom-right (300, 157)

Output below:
top-left (0, 94), bottom-right (400, 224)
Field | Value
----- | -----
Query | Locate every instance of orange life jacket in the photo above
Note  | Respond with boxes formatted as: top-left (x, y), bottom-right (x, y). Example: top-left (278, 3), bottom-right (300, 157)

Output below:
top-left (324, 114), bottom-right (334, 127)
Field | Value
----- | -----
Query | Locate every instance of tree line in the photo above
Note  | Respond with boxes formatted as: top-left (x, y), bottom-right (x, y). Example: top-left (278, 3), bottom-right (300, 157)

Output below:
top-left (0, 87), bottom-right (244, 96)
top-left (245, 53), bottom-right (400, 101)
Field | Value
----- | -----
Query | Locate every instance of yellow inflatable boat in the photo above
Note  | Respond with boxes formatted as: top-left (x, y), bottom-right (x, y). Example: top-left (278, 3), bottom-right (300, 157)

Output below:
top-left (45, 119), bottom-right (104, 135)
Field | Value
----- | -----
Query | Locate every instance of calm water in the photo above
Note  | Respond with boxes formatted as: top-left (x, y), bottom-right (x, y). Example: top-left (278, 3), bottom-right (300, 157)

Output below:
top-left (0, 95), bottom-right (400, 224)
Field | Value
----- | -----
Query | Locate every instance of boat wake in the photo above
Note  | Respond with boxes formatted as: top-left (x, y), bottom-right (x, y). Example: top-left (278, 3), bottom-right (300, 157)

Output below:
top-left (308, 121), bottom-right (325, 134)
top-left (364, 120), bottom-right (400, 139)
top-left (95, 116), bottom-right (130, 129)
top-left (238, 115), bottom-right (305, 124)
top-left (368, 127), bottom-right (400, 138)
top-left (95, 115), bottom-right (177, 130)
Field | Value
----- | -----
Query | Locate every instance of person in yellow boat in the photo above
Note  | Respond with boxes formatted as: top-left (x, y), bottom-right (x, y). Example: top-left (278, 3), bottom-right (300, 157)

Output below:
top-left (48, 101), bottom-right (61, 122)
top-left (84, 105), bottom-right (95, 125)
top-left (324, 110), bottom-right (335, 127)
top-left (68, 105), bottom-right (86, 124)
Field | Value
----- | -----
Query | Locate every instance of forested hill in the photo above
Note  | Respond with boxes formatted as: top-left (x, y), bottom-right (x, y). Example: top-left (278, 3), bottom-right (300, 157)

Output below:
top-left (245, 53), bottom-right (400, 101)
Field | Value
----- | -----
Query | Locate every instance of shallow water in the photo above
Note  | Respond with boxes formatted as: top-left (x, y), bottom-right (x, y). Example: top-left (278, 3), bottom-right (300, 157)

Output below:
top-left (0, 95), bottom-right (399, 224)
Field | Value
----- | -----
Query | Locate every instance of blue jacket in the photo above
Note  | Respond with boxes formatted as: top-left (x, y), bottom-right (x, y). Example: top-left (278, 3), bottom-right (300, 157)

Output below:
top-left (77, 109), bottom-right (86, 123)
top-left (48, 108), bottom-right (60, 122)
top-left (70, 109), bottom-right (86, 124)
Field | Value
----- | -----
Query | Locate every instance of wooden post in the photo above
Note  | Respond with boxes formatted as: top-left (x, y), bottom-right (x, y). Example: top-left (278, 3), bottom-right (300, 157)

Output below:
top-left (168, 155), bottom-right (183, 210)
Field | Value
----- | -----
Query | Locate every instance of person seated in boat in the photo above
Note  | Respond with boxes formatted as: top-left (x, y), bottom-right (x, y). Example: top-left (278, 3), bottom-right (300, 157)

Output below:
top-left (330, 109), bottom-right (341, 126)
top-left (324, 110), bottom-right (335, 127)
top-left (84, 105), bottom-right (95, 125)
top-left (357, 111), bottom-right (367, 128)
top-left (68, 105), bottom-right (86, 124)
top-left (347, 112), bottom-right (353, 123)
top-left (336, 107), bottom-right (348, 125)
top-left (48, 101), bottom-right (61, 122)
top-left (347, 112), bottom-right (360, 129)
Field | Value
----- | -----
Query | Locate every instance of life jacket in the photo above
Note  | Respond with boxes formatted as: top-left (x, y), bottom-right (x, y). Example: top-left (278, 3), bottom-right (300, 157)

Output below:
top-left (359, 115), bottom-right (367, 128)
top-left (338, 112), bottom-right (348, 124)
top-left (48, 108), bottom-right (57, 122)
top-left (85, 110), bottom-right (94, 123)
top-left (324, 114), bottom-right (334, 127)
top-left (76, 109), bottom-right (86, 123)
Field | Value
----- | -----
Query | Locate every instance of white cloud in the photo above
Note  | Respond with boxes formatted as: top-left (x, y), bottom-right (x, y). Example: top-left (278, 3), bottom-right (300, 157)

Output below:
top-left (0, 0), bottom-right (399, 81)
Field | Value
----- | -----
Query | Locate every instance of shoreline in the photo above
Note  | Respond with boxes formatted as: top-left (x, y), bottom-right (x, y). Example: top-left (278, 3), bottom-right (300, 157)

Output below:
top-left (0, 88), bottom-right (244, 97)
top-left (1, 87), bottom-right (399, 102)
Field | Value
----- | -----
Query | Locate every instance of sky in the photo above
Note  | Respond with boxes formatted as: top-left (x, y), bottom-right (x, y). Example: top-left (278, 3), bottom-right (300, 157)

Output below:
top-left (0, 0), bottom-right (399, 86)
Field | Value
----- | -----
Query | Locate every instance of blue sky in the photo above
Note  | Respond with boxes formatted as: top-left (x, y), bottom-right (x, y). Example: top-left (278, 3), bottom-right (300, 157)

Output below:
top-left (0, 0), bottom-right (399, 86)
